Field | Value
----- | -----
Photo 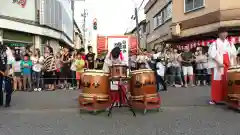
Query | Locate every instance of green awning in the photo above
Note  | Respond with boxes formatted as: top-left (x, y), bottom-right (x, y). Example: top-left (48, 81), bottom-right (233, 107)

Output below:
top-left (3, 30), bottom-right (33, 43)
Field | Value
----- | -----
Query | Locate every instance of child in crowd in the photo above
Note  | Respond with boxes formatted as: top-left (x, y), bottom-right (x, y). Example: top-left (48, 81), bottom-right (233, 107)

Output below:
top-left (75, 51), bottom-right (85, 89)
top-left (79, 48), bottom-right (87, 68)
top-left (12, 55), bottom-right (22, 91)
top-left (21, 54), bottom-right (32, 91)
top-left (96, 55), bottom-right (105, 70)
top-left (156, 59), bottom-right (167, 91)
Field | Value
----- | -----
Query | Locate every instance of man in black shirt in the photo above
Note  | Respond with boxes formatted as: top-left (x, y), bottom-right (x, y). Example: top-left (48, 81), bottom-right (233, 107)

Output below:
top-left (0, 43), bottom-right (13, 107)
top-left (86, 46), bottom-right (95, 69)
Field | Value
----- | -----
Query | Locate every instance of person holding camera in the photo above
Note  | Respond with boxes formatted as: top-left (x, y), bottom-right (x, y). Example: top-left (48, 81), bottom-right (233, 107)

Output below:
top-left (179, 46), bottom-right (195, 87)
top-left (0, 43), bottom-right (14, 107)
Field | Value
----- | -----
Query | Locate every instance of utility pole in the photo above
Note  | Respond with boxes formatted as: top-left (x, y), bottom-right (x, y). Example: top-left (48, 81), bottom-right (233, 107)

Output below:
top-left (134, 7), bottom-right (141, 52)
top-left (81, 9), bottom-right (88, 45)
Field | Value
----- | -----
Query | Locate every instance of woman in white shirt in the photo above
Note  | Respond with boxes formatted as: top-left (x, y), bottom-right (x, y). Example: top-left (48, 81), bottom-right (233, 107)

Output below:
top-left (12, 55), bottom-right (22, 91)
top-left (70, 51), bottom-right (77, 89)
top-left (31, 49), bottom-right (44, 91)
top-left (155, 58), bottom-right (167, 91)
top-left (169, 49), bottom-right (183, 87)
top-left (195, 48), bottom-right (207, 85)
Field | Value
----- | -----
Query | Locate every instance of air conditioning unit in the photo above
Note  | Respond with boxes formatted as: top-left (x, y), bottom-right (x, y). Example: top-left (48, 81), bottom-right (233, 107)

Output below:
top-left (171, 23), bottom-right (181, 36)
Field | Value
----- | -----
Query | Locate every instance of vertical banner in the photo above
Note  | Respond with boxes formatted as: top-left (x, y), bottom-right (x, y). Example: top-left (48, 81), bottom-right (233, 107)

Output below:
top-left (107, 36), bottom-right (129, 65)
top-left (129, 36), bottom-right (137, 55)
top-left (97, 36), bottom-right (107, 56)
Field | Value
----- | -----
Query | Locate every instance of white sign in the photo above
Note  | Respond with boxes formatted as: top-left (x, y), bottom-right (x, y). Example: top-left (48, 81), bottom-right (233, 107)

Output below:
top-left (110, 81), bottom-right (118, 90)
top-left (107, 37), bottom-right (129, 65)
top-left (0, 0), bottom-right (36, 21)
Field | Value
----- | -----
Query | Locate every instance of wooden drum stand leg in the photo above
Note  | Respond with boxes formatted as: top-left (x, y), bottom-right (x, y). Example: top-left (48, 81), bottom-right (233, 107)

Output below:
top-left (226, 95), bottom-right (240, 112)
top-left (79, 95), bottom-right (111, 114)
top-left (92, 96), bottom-right (97, 114)
top-left (142, 94), bottom-right (161, 115)
top-left (143, 95), bottom-right (147, 115)
top-left (130, 93), bottom-right (161, 115)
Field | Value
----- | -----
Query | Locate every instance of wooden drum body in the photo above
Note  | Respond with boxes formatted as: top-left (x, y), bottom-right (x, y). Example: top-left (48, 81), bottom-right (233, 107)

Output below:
top-left (227, 67), bottom-right (240, 100)
top-left (130, 69), bottom-right (157, 100)
top-left (80, 70), bottom-right (110, 101)
top-left (110, 64), bottom-right (128, 78)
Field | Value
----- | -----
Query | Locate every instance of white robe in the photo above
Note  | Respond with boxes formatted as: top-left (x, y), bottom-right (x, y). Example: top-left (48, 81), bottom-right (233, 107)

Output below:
top-left (102, 52), bottom-right (127, 73)
top-left (208, 38), bottom-right (237, 80)
top-left (156, 62), bottom-right (165, 77)
top-left (102, 52), bottom-right (128, 90)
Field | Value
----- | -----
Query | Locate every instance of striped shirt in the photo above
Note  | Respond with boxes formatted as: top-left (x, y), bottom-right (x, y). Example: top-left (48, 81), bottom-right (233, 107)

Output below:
top-left (43, 55), bottom-right (56, 72)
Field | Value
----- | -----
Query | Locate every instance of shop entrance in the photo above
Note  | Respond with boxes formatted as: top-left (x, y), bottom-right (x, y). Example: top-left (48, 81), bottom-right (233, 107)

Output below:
top-left (3, 30), bottom-right (33, 55)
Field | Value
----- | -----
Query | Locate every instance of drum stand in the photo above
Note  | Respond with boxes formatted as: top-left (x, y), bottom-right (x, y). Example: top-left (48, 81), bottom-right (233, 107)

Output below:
top-left (108, 78), bottom-right (136, 117)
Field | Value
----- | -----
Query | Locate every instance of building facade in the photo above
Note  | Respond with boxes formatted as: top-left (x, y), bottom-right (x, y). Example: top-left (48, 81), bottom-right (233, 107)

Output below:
top-left (145, 0), bottom-right (240, 50)
top-left (125, 20), bottom-right (148, 50)
top-left (144, 0), bottom-right (172, 50)
top-left (0, 0), bottom-right (80, 54)
top-left (74, 21), bottom-right (83, 49)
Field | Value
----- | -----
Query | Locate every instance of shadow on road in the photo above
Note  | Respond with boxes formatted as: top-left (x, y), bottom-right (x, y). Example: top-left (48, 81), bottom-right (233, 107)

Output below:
top-left (5, 86), bottom-right (211, 110)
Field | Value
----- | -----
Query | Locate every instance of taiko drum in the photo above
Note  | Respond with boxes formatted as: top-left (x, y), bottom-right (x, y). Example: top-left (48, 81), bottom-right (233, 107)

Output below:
top-left (80, 70), bottom-right (110, 101)
top-left (130, 69), bottom-right (157, 100)
top-left (227, 66), bottom-right (240, 100)
top-left (110, 64), bottom-right (128, 78)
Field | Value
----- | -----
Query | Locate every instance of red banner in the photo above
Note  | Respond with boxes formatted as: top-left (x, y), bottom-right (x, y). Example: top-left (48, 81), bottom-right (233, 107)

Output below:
top-left (97, 36), bottom-right (107, 55)
top-left (129, 36), bottom-right (138, 55)
top-left (176, 36), bottom-right (240, 50)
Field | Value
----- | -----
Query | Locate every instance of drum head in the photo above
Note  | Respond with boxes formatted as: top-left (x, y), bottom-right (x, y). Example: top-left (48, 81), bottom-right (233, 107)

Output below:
top-left (84, 69), bottom-right (105, 73)
top-left (83, 70), bottom-right (109, 76)
top-left (130, 69), bottom-right (153, 74)
top-left (111, 64), bottom-right (128, 67)
top-left (228, 66), bottom-right (240, 72)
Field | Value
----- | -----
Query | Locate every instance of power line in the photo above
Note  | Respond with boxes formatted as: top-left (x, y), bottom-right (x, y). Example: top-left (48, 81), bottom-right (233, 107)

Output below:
top-left (125, 0), bottom-right (146, 34)
top-left (138, 0), bottom-right (146, 11)
top-left (81, 9), bottom-right (88, 45)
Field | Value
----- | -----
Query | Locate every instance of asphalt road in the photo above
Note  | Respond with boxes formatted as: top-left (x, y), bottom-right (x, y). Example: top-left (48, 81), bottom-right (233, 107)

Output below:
top-left (0, 86), bottom-right (240, 135)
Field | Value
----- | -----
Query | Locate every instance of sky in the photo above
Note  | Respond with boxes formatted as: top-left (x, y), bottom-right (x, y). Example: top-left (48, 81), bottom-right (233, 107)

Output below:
top-left (74, 0), bottom-right (147, 36)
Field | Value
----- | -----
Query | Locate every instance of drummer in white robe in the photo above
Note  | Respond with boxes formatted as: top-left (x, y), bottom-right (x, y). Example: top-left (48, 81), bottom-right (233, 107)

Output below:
top-left (102, 47), bottom-right (127, 106)
top-left (102, 47), bottom-right (127, 73)
top-left (208, 28), bottom-right (237, 104)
